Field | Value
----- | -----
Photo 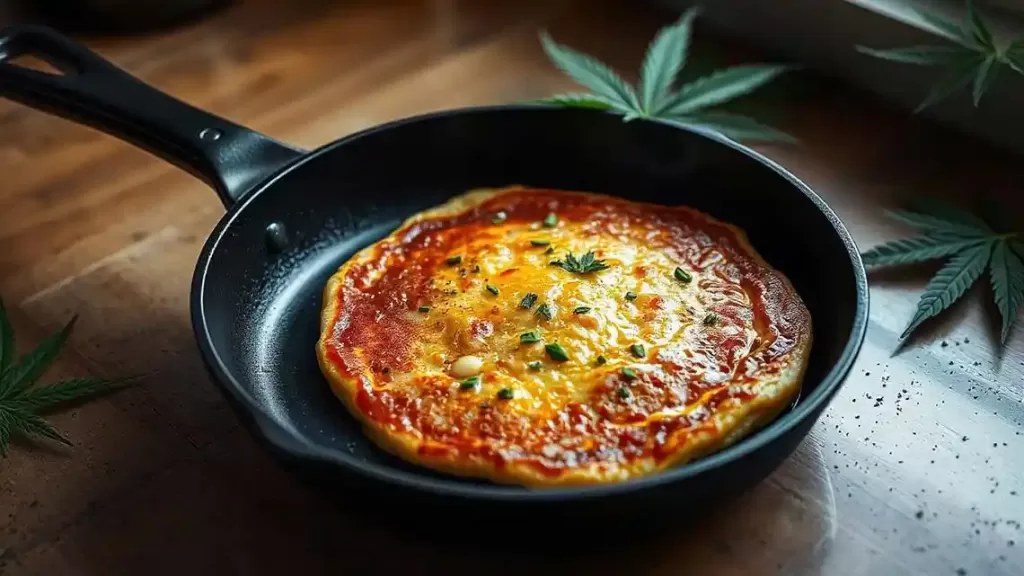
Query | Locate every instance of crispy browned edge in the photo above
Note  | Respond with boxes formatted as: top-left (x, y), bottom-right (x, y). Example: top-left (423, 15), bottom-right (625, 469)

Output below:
top-left (315, 186), bottom-right (813, 488)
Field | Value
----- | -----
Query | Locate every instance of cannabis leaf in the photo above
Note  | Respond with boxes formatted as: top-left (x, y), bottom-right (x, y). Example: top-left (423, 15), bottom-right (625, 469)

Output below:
top-left (536, 8), bottom-right (793, 142)
top-left (990, 241), bottom-right (1024, 342)
top-left (550, 250), bottom-right (610, 275)
top-left (0, 299), bottom-right (129, 455)
top-left (899, 243), bottom-right (991, 339)
top-left (862, 203), bottom-right (1024, 344)
top-left (857, 0), bottom-right (1023, 111)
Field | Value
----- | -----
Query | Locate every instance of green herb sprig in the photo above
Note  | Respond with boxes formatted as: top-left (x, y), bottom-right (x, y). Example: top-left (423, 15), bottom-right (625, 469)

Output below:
top-left (536, 8), bottom-right (794, 142)
top-left (857, 0), bottom-right (1024, 111)
top-left (861, 201), bottom-right (1024, 344)
top-left (550, 250), bottom-right (610, 275)
top-left (0, 300), bottom-right (129, 455)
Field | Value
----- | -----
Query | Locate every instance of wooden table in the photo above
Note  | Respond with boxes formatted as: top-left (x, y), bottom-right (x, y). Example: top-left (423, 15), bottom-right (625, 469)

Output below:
top-left (1, 1), bottom-right (1022, 574)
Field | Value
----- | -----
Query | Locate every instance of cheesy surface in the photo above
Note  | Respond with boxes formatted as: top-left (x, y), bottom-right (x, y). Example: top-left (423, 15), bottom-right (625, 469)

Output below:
top-left (316, 187), bottom-right (812, 487)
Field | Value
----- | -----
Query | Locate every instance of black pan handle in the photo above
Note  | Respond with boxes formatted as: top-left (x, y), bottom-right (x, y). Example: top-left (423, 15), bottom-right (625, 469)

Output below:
top-left (0, 25), bottom-right (305, 206)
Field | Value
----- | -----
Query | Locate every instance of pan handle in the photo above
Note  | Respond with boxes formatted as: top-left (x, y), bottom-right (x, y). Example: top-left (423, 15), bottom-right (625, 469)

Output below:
top-left (0, 24), bottom-right (305, 206)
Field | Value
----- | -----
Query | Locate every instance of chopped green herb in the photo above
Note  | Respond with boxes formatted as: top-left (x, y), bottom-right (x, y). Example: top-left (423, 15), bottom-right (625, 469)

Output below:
top-left (536, 303), bottom-right (554, 321)
top-left (497, 387), bottom-right (515, 400)
top-left (520, 331), bottom-right (541, 344)
top-left (459, 375), bottom-right (481, 390)
top-left (630, 343), bottom-right (646, 358)
top-left (545, 342), bottom-right (570, 362)
top-left (446, 255), bottom-right (463, 266)
top-left (417, 305), bottom-right (432, 313)
top-left (527, 361), bottom-right (542, 371)
top-left (596, 355), bottom-right (607, 366)
top-left (674, 267), bottom-right (693, 283)
top-left (472, 264), bottom-right (481, 273)
top-left (622, 367), bottom-right (638, 381)
top-left (531, 239), bottom-right (551, 247)
top-left (486, 284), bottom-right (500, 295)
top-left (703, 313), bottom-right (719, 326)
top-left (492, 211), bottom-right (508, 224)
top-left (573, 306), bottom-right (592, 314)
top-left (545, 246), bottom-right (555, 254)
top-left (550, 250), bottom-right (609, 275)
top-left (616, 386), bottom-right (631, 399)
top-left (520, 292), bottom-right (539, 309)
top-left (543, 212), bottom-right (558, 228)
top-left (624, 291), bottom-right (638, 301)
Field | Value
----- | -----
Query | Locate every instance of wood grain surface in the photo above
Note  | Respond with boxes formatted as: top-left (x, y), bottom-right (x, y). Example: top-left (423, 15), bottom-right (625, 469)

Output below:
top-left (1, 1), bottom-right (1022, 574)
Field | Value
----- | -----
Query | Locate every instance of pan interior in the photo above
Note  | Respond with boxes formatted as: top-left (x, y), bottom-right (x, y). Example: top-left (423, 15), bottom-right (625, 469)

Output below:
top-left (196, 108), bottom-right (863, 492)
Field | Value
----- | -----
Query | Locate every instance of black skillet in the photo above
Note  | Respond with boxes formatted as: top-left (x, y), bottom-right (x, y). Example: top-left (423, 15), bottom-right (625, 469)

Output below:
top-left (0, 25), bottom-right (868, 527)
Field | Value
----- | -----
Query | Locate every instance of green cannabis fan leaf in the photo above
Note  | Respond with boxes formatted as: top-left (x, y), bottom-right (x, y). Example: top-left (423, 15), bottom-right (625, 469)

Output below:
top-left (857, 0), bottom-right (1024, 111)
top-left (535, 8), bottom-right (794, 142)
top-left (0, 299), bottom-right (128, 456)
top-left (862, 203), bottom-right (1024, 344)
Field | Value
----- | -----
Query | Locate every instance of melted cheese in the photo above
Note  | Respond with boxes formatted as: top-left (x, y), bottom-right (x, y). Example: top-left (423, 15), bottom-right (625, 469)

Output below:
top-left (316, 186), bottom-right (812, 487)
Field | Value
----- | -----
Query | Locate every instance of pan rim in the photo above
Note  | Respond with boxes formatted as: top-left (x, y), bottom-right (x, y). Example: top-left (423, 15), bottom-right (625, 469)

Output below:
top-left (190, 105), bottom-right (869, 501)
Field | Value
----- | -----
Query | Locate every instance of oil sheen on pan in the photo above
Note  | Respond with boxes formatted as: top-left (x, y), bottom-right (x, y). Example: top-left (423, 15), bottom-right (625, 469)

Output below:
top-left (316, 186), bottom-right (813, 487)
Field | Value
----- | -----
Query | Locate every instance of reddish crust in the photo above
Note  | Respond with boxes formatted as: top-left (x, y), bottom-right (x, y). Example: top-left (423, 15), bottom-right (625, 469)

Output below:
top-left (320, 188), bottom-right (811, 483)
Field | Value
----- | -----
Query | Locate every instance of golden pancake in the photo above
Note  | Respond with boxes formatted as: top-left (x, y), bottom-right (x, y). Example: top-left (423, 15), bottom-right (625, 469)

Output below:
top-left (316, 186), bottom-right (812, 487)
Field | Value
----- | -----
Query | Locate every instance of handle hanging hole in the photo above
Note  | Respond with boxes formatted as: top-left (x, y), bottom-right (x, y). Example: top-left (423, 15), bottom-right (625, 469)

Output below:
top-left (2, 53), bottom-right (71, 77)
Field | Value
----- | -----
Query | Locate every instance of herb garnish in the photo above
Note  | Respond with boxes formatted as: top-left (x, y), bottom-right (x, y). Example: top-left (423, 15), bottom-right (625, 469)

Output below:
top-left (527, 361), bottom-right (542, 371)
top-left (703, 313), bottom-right (719, 326)
top-left (492, 211), bottom-right (508, 224)
top-left (531, 239), bottom-right (551, 247)
top-left (861, 200), bottom-right (1024, 343)
top-left (622, 367), bottom-right (639, 381)
top-left (520, 331), bottom-right (541, 344)
top-left (630, 343), bottom-right (646, 358)
top-left (545, 343), bottom-right (570, 362)
top-left (573, 306), bottom-right (592, 314)
top-left (674, 267), bottom-right (693, 283)
top-left (460, 375), bottom-right (481, 390)
top-left (446, 255), bottom-right (462, 266)
top-left (417, 305), bottom-right (432, 313)
top-left (550, 250), bottom-right (610, 275)
top-left (625, 291), bottom-right (638, 301)
top-left (520, 292), bottom-right (539, 309)
top-left (0, 301), bottom-right (130, 455)
top-left (536, 303), bottom-right (554, 321)
top-left (485, 284), bottom-right (500, 295)
top-left (545, 246), bottom-right (555, 254)
top-left (543, 213), bottom-right (558, 228)
top-left (616, 386), bottom-right (631, 399)
top-left (596, 355), bottom-right (608, 366)
top-left (497, 388), bottom-right (515, 400)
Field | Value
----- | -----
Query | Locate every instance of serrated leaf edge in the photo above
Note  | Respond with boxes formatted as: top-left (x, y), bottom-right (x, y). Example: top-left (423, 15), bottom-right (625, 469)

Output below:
top-left (658, 64), bottom-right (789, 116)
top-left (989, 240), bottom-right (1024, 342)
top-left (900, 242), bottom-right (992, 339)
top-left (861, 236), bottom-right (986, 267)
top-left (539, 32), bottom-right (640, 111)
top-left (855, 45), bottom-right (970, 66)
top-left (639, 8), bottom-right (698, 114)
